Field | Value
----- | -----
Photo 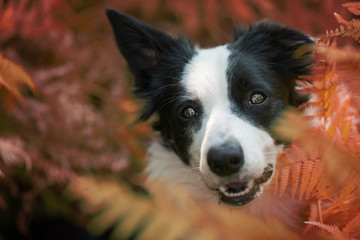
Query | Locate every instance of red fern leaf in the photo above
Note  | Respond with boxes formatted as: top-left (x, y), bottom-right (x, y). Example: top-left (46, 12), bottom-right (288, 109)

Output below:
top-left (272, 165), bottom-right (279, 195)
top-left (312, 173), bottom-right (334, 200)
top-left (297, 100), bottom-right (324, 111)
top-left (304, 202), bottom-right (320, 233)
top-left (287, 145), bottom-right (305, 199)
top-left (299, 159), bottom-right (314, 201)
top-left (343, 212), bottom-right (360, 235)
top-left (323, 174), bottom-right (359, 217)
top-left (326, 97), bottom-right (351, 137)
top-left (334, 12), bottom-right (350, 25)
top-left (345, 125), bottom-right (360, 151)
top-left (341, 119), bottom-right (352, 143)
top-left (279, 164), bottom-right (291, 197)
top-left (305, 155), bottom-right (323, 200)
top-left (296, 86), bottom-right (324, 94)
top-left (290, 161), bottom-right (302, 200)
top-left (304, 221), bottom-right (348, 239)
top-left (0, 54), bottom-right (35, 104)
top-left (343, 2), bottom-right (360, 15)
top-left (274, 153), bottom-right (294, 197)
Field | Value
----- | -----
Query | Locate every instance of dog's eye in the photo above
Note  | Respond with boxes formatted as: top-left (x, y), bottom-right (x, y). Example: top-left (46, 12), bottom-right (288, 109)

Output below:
top-left (250, 93), bottom-right (266, 104)
top-left (183, 107), bottom-right (197, 118)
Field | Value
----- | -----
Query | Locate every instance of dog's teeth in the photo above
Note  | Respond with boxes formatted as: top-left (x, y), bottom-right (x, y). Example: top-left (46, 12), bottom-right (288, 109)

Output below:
top-left (219, 180), bottom-right (255, 197)
top-left (219, 186), bottom-right (227, 193)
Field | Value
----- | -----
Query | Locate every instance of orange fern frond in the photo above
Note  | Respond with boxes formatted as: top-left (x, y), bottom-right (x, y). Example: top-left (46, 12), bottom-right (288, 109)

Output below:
top-left (302, 60), bottom-right (338, 125)
top-left (283, 145), bottom-right (305, 199)
top-left (326, 97), bottom-right (351, 137)
top-left (320, 3), bottom-right (360, 44)
top-left (298, 158), bottom-right (314, 201)
top-left (290, 159), bottom-right (302, 199)
top-left (334, 12), bottom-right (350, 25)
top-left (345, 125), bottom-right (360, 151)
top-left (311, 173), bottom-right (334, 200)
top-left (343, 2), bottom-right (360, 15)
top-left (321, 21), bottom-right (360, 43)
top-left (296, 85), bottom-right (325, 94)
top-left (341, 119), bottom-right (352, 142)
top-left (297, 100), bottom-right (324, 111)
top-left (304, 201), bottom-right (322, 233)
top-left (275, 5), bottom-right (360, 235)
top-left (305, 155), bottom-right (323, 200)
top-left (272, 164), bottom-right (279, 195)
top-left (70, 177), bottom-right (301, 240)
top-left (278, 159), bottom-right (291, 197)
top-left (343, 212), bottom-right (360, 237)
top-left (0, 54), bottom-right (35, 104)
top-left (321, 175), bottom-right (359, 219)
top-left (318, 45), bottom-right (360, 64)
top-left (304, 221), bottom-right (348, 239)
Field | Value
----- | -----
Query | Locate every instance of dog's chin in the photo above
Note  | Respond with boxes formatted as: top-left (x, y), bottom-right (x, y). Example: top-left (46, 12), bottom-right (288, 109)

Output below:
top-left (211, 164), bottom-right (274, 207)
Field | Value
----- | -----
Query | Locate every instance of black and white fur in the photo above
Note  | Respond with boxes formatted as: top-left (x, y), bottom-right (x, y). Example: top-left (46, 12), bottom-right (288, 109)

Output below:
top-left (106, 9), bottom-right (313, 221)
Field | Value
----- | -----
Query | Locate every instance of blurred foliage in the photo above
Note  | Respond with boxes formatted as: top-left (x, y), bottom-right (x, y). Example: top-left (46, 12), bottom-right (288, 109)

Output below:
top-left (0, 0), bottom-right (359, 239)
top-left (70, 176), bottom-right (301, 240)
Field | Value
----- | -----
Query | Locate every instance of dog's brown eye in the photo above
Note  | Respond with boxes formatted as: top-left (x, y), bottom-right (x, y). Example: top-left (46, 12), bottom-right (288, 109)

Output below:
top-left (250, 93), bottom-right (265, 104)
top-left (183, 107), bottom-right (196, 118)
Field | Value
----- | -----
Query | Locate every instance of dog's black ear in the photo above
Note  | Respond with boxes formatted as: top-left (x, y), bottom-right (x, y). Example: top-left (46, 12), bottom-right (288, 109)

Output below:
top-left (106, 9), bottom-right (175, 93)
top-left (237, 20), bottom-right (314, 106)
top-left (233, 24), bottom-right (247, 40)
top-left (106, 8), bottom-right (195, 120)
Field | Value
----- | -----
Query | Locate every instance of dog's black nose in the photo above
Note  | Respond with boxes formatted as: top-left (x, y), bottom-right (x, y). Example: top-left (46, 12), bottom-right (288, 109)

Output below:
top-left (207, 141), bottom-right (244, 176)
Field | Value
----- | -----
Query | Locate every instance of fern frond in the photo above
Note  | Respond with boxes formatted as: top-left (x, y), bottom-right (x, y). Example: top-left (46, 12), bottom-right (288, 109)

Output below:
top-left (322, 174), bottom-right (359, 216)
top-left (70, 177), bottom-right (300, 240)
top-left (345, 125), bottom-right (360, 150)
top-left (326, 97), bottom-right (351, 137)
top-left (279, 164), bottom-right (290, 197)
top-left (343, 212), bottom-right (360, 236)
top-left (342, 119), bottom-right (352, 142)
top-left (305, 155), bottom-right (323, 200)
top-left (297, 101), bottom-right (324, 111)
top-left (0, 54), bottom-right (36, 104)
top-left (271, 4), bottom-right (360, 237)
top-left (299, 159), bottom-right (314, 201)
top-left (304, 221), bottom-right (348, 239)
top-left (284, 145), bottom-right (305, 199)
top-left (304, 201), bottom-right (321, 233)
top-left (334, 12), bottom-right (350, 25)
top-left (320, 20), bottom-right (360, 43)
top-left (343, 2), bottom-right (360, 15)
top-left (318, 45), bottom-right (360, 64)
top-left (290, 158), bottom-right (302, 200)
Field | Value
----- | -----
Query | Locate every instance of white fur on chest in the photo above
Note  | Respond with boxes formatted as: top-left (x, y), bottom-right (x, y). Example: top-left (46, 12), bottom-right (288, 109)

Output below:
top-left (145, 141), bottom-right (303, 225)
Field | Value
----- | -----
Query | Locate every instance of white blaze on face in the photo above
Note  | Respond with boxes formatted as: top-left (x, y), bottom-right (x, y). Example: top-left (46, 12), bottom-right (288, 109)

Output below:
top-left (182, 45), bottom-right (278, 189)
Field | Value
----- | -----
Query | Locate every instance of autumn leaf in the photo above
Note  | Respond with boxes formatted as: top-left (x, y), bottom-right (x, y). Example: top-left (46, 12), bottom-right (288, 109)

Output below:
top-left (0, 54), bottom-right (36, 104)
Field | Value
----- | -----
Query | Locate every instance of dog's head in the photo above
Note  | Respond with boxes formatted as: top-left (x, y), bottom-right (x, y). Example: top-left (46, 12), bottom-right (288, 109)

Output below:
top-left (107, 9), bottom-right (313, 206)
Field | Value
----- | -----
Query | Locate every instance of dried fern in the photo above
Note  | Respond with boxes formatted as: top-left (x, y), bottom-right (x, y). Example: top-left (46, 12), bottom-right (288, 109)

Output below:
top-left (70, 176), bottom-right (301, 240)
top-left (343, 212), bottom-right (360, 238)
top-left (0, 54), bottom-right (35, 104)
top-left (273, 4), bottom-right (360, 235)
top-left (320, 2), bottom-right (360, 44)
top-left (304, 221), bottom-right (348, 239)
top-left (343, 2), bottom-right (360, 16)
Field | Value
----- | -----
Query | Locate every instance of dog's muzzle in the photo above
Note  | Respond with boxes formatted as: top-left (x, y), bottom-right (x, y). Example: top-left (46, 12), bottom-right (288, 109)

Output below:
top-left (206, 141), bottom-right (274, 206)
top-left (216, 164), bottom-right (274, 206)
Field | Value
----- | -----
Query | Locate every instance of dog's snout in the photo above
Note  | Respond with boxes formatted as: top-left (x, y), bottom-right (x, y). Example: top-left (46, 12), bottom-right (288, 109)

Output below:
top-left (207, 141), bottom-right (244, 176)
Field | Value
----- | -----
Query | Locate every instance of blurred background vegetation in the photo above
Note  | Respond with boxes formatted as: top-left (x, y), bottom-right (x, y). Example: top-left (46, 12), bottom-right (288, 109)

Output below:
top-left (0, 0), bottom-right (357, 239)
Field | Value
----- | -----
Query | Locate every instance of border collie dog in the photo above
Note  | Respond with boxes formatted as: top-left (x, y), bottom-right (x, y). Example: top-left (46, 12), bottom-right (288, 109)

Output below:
top-left (106, 9), bottom-right (313, 220)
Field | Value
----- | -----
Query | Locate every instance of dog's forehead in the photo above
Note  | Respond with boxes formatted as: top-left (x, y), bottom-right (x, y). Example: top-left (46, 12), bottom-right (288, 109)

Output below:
top-left (181, 45), bottom-right (231, 107)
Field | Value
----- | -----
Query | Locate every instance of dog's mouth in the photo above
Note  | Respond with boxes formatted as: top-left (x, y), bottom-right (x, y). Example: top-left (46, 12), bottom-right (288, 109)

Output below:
top-left (216, 165), bottom-right (274, 207)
